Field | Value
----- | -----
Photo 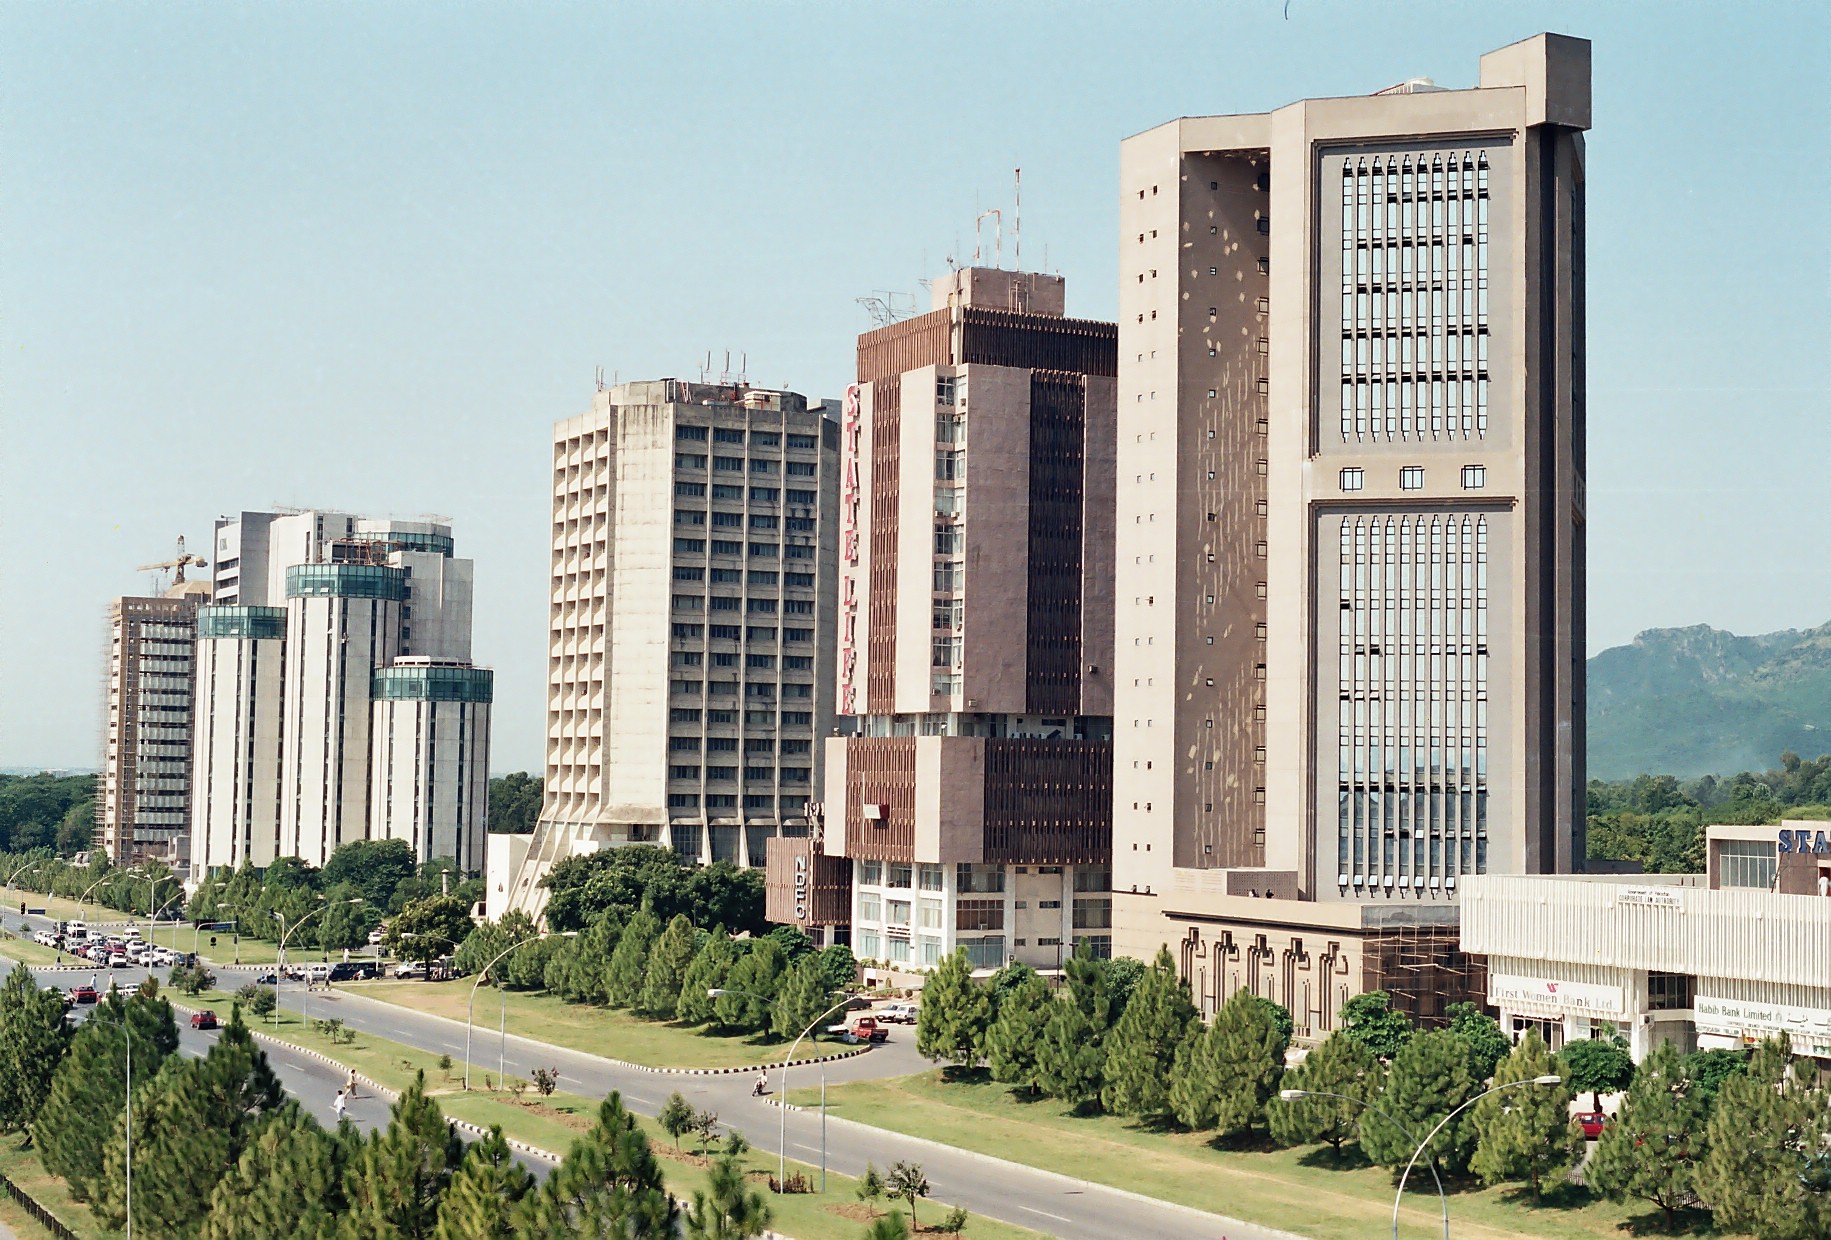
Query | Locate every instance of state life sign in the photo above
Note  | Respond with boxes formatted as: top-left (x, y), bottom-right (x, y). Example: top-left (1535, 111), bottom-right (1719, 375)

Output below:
top-left (1489, 973), bottom-right (1627, 1019)
top-left (1777, 827), bottom-right (1831, 855)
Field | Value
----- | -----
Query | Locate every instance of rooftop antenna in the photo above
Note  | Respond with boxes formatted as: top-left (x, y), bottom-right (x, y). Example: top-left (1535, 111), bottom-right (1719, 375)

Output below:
top-left (974, 209), bottom-right (1003, 269)
top-left (596, 366), bottom-right (606, 392)
top-left (739, 352), bottom-right (747, 385)
top-left (1013, 167), bottom-right (1021, 270)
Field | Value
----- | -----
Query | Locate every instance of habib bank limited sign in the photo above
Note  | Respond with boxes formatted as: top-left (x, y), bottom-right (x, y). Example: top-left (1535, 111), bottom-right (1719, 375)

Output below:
top-left (1489, 974), bottom-right (1627, 1019)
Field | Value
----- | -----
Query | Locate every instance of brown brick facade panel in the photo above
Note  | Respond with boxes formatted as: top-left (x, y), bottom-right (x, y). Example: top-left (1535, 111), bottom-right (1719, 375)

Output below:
top-left (960, 310), bottom-right (1119, 377)
top-left (865, 375), bottom-right (902, 708)
top-left (981, 738), bottom-right (1112, 866)
top-left (857, 311), bottom-right (951, 386)
top-left (1025, 372), bottom-right (1086, 715)
top-left (844, 735), bottom-right (917, 861)
top-left (764, 835), bottom-right (854, 927)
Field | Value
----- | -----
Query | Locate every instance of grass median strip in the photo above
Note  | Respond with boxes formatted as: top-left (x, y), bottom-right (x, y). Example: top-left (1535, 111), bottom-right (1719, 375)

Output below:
top-left (0, 932), bottom-right (71, 968)
top-left (786, 1071), bottom-right (1686, 1240)
top-left (204, 995), bottom-right (1040, 1240)
top-left (0, 1136), bottom-right (117, 1240)
top-left (350, 978), bottom-right (859, 1071)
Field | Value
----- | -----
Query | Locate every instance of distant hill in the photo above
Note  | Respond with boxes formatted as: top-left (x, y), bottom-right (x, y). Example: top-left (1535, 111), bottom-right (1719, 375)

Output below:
top-left (1588, 621), bottom-right (1831, 780)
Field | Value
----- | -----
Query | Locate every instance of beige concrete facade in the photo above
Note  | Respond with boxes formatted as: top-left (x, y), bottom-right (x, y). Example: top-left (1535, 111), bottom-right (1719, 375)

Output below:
top-left (1112, 34), bottom-right (1589, 1030)
top-left (99, 591), bottom-right (207, 865)
top-left (506, 380), bottom-right (839, 922)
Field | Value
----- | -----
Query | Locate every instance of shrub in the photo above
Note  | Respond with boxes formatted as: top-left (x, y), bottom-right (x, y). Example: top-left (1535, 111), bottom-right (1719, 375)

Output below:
top-left (531, 1066), bottom-right (560, 1097)
top-left (236, 983), bottom-right (276, 1018)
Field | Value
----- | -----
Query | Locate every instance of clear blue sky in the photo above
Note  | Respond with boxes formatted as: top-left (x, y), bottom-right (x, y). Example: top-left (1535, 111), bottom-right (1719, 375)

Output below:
top-left (3, 1), bottom-right (1826, 774)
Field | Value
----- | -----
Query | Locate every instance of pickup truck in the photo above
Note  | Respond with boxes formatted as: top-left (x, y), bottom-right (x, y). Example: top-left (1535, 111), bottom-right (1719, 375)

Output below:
top-left (826, 1015), bottom-right (889, 1044)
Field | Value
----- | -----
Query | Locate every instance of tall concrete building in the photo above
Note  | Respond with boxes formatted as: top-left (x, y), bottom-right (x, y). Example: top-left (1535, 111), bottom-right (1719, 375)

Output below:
top-left (809, 268), bottom-right (1118, 974)
top-left (502, 380), bottom-right (839, 921)
top-left (98, 585), bottom-right (211, 866)
top-left (1112, 34), bottom-right (1589, 1031)
top-left (192, 510), bottom-right (491, 873)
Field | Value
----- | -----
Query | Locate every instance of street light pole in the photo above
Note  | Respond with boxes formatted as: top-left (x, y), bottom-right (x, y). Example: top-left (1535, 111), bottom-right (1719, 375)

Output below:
top-left (465, 932), bottom-right (576, 1091)
top-left (1279, 1088), bottom-right (1449, 1239)
top-left (709, 987), bottom-right (852, 1189)
top-left (274, 898), bottom-right (364, 1027)
top-left (1388, 1075), bottom-right (1563, 1240)
top-left (87, 1005), bottom-right (139, 1240)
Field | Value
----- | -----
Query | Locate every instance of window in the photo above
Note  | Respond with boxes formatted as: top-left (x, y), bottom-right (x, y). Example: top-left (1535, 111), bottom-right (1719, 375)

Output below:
top-left (748, 542), bottom-right (778, 558)
top-left (751, 431), bottom-right (780, 448)
top-left (750, 486), bottom-right (778, 502)
top-left (886, 900), bottom-right (912, 927)
top-left (936, 374), bottom-right (959, 405)
top-left (918, 937), bottom-right (942, 967)
top-left (959, 937), bottom-right (1006, 969)
top-left (1073, 866), bottom-right (1112, 892)
top-left (671, 679), bottom-right (701, 695)
top-left (668, 793), bottom-right (700, 808)
top-left (1073, 935), bottom-right (1113, 960)
top-left (747, 625), bottom-right (777, 641)
top-left (1647, 973), bottom-right (1695, 1011)
top-left (746, 598), bottom-right (777, 614)
top-left (669, 765), bottom-right (700, 779)
top-left (676, 452), bottom-right (707, 469)
top-left (1717, 840), bottom-right (1777, 890)
top-left (886, 937), bottom-right (912, 965)
top-left (674, 481), bottom-right (706, 498)
top-left (786, 460), bottom-right (815, 476)
top-left (932, 563), bottom-right (963, 592)
top-left (714, 427), bottom-right (745, 444)
top-left (676, 425), bottom-right (709, 442)
top-left (781, 710), bottom-right (812, 724)
top-left (669, 736), bottom-right (700, 752)
top-left (707, 736), bottom-right (737, 752)
top-left (750, 459), bottom-right (776, 474)
top-left (1339, 468), bottom-right (1364, 492)
top-left (935, 451), bottom-right (964, 482)
top-left (709, 596), bottom-right (740, 612)
top-left (956, 863), bottom-right (1004, 894)
top-left (785, 572), bottom-right (814, 588)
top-left (1400, 466), bottom-right (1425, 490)
top-left (670, 650), bottom-right (703, 667)
top-left (711, 512), bottom-right (742, 528)
top-left (918, 864), bottom-right (945, 891)
top-left (784, 628), bottom-right (813, 643)
top-left (669, 708), bottom-right (701, 723)
top-left (956, 900), bottom-right (1004, 931)
top-left (787, 433), bottom-right (817, 450)
top-left (787, 488), bottom-right (816, 504)
top-left (743, 766), bottom-right (772, 781)
top-left (784, 544), bottom-right (813, 559)
top-left (784, 655), bottom-right (812, 670)
top-left (713, 483), bottom-right (744, 500)
top-left (856, 928), bottom-right (881, 958)
top-left (783, 598), bottom-right (813, 615)
top-left (859, 892), bottom-right (881, 921)
top-left (746, 653), bottom-right (775, 668)
top-left (713, 456), bottom-right (743, 472)
top-left (860, 859), bottom-right (884, 885)
top-left (1461, 465), bottom-right (1486, 489)
top-left (671, 595), bottom-right (702, 612)
top-left (709, 623), bottom-right (741, 640)
top-left (670, 623), bottom-right (703, 639)
top-left (708, 568), bottom-right (741, 583)
top-left (676, 510), bottom-right (706, 526)
top-left (748, 570), bottom-right (777, 587)
top-left (887, 863), bottom-right (913, 889)
top-left (673, 537), bottom-right (705, 554)
top-left (711, 539), bottom-right (742, 556)
top-left (706, 766), bottom-right (736, 780)
top-left (705, 793), bottom-right (736, 808)
top-left (672, 566), bottom-right (703, 582)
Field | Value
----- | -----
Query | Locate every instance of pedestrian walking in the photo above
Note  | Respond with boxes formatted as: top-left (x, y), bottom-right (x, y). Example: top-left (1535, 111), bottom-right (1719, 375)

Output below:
top-left (333, 1089), bottom-right (346, 1121)
top-left (347, 1067), bottom-right (359, 1098)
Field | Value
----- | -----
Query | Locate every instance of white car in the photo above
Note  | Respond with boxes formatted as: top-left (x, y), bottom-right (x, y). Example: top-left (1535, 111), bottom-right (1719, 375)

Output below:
top-left (878, 1001), bottom-right (920, 1024)
top-left (148, 948), bottom-right (176, 967)
top-left (392, 960), bottom-right (428, 980)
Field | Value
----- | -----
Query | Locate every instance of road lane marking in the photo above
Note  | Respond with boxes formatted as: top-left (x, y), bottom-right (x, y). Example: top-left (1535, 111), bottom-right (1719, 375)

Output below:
top-left (1019, 1206), bottom-right (1074, 1223)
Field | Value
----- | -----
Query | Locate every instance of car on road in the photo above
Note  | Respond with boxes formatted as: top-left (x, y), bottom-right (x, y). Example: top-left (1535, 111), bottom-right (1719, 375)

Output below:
top-left (108, 951), bottom-right (130, 968)
top-left (1576, 1111), bottom-right (1608, 1140)
top-left (877, 1001), bottom-right (919, 1024)
top-left (828, 1015), bottom-right (889, 1044)
top-left (367, 928), bottom-right (387, 946)
top-left (189, 1010), bottom-right (219, 1030)
top-left (44, 985), bottom-right (71, 1010)
top-left (300, 963), bottom-right (333, 983)
top-left (66, 986), bottom-right (98, 1005)
top-left (254, 972), bottom-right (279, 985)
top-left (328, 962), bottom-right (377, 982)
top-left (147, 948), bottom-right (176, 967)
top-left (392, 960), bottom-right (428, 980)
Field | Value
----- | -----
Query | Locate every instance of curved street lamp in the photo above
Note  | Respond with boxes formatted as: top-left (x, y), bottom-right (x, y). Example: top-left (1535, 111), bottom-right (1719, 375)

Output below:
top-left (2, 855), bottom-right (54, 898)
top-left (710, 986), bottom-right (855, 1190)
top-left (465, 932), bottom-right (576, 1091)
top-left (1279, 1087), bottom-right (1449, 1238)
top-left (1389, 1074), bottom-right (1563, 1239)
top-left (273, 898), bottom-right (363, 1026)
top-left (84, 999), bottom-right (145, 1239)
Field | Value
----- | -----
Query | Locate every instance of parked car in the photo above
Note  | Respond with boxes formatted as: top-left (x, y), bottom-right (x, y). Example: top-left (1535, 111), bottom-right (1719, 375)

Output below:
top-left (367, 928), bottom-right (387, 946)
top-left (877, 1001), bottom-right (920, 1024)
top-left (1576, 1111), bottom-right (1608, 1140)
top-left (108, 951), bottom-right (130, 968)
top-left (827, 1015), bottom-right (889, 1044)
top-left (328, 962), bottom-right (376, 982)
top-left (66, 986), bottom-right (98, 1005)
top-left (147, 948), bottom-right (175, 967)
top-left (189, 1010), bottom-right (219, 1030)
top-left (255, 972), bottom-right (279, 985)
top-left (300, 963), bottom-right (333, 983)
top-left (393, 960), bottom-right (428, 980)
top-left (44, 985), bottom-right (71, 1010)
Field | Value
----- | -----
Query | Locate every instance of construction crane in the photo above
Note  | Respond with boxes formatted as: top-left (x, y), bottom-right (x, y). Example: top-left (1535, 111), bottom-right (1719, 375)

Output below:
top-left (136, 535), bottom-right (208, 586)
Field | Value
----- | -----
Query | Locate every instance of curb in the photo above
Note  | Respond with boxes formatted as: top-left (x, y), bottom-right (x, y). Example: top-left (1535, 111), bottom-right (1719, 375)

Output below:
top-left (168, 999), bottom-right (564, 1166)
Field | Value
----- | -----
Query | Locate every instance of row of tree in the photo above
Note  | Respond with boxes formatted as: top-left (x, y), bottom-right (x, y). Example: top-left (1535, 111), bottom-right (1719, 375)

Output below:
top-left (916, 943), bottom-right (1831, 1235)
top-left (1586, 752), bottom-right (1831, 874)
top-left (0, 773), bottom-right (94, 857)
top-left (456, 903), bottom-right (858, 1043)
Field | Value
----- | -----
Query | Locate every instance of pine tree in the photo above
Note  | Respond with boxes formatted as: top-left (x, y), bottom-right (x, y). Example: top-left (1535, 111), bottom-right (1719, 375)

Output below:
top-left (1061, 938), bottom-right (1115, 1024)
top-left (677, 930), bottom-right (736, 1025)
top-left (659, 1092), bottom-right (695, 1149)
top-left (517, 1091), bottom-right (675, 1238)
top-left (95, 1008), bottom-right (285, 1235)
top-left (0, 960), bottom-right (70, 1139)
top-left (684, 1153), bottom-right (773, 1239)
top-left (984, 972), bottom-right (1052, 1094)
top-left (1268, 1030), bottom-right (1383, 1162)
top-left (1033, 998), bottom-right (1105, 1111)
top-left (342, 1071), bottom-right (465, 1240)
top-left (1697, 1034), bottom-right (1831, 1238)
top-left (915, 949), bottom-right (989, 1074)
top-left (1339, 990), bottom-right (1413, 1061)
top-left (1469, 1030), bottom-right (1582, 1200)
top-left (637, 914), bottom-right (698, 1020)
top-left (716, 939), bottom-right (785, 1033)
top-left (432, 1125), bottom-right (535, 1240)
top-left (1101, 947), bottom-right (1197, 1120)
top-left (771, 955), bottom-right (835, 1042)
top-left (1446, 1001), bottom-right (1511, 1082)
top-left (1171, 989), bottom-right (1289, 1136)
top-left (1586, 1041), bottom-right (1708, 1232)
top-left (200, 1105), bottom-right (348, 1240)
top-left (34, 988), bottom-right (178, 1202)
top-left (604, 909), bottom-right (661, 1009)
top-left (861, 1211), bottom-right (910, 1240)
top-left (547, 909), bottom-right (624, 1004)
top-left (1360, 1029), bottom-right (1480, 1178)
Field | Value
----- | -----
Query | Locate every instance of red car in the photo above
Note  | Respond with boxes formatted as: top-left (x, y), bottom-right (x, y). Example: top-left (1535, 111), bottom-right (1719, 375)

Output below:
top-left (66, 986), bottom-right (98, 1005)
top-left (189, 1010), bottom-right (219, 1030)
top-left (1575, 1111), bottom-right (1607, 1140)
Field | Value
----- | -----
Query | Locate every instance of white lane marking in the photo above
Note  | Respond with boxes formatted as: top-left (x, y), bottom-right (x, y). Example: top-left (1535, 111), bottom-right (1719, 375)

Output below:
top-left (1020, 1206), bottom-right (1074, 1223)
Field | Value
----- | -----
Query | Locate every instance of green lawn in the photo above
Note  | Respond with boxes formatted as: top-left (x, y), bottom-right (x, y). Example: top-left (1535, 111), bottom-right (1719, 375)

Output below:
top-left (352, 978), bottom-right (859, 1071)
top-left (786, 1071), bottom-right (1735, 1240)
top-left (0, 1135), bottom-right (118, 1239)
top-left (0, 931), bottom-right (70, 967)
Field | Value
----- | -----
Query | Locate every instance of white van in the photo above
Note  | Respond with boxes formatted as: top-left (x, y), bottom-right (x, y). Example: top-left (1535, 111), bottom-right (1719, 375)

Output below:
top-left (65, 921), bottom-right (87, 942)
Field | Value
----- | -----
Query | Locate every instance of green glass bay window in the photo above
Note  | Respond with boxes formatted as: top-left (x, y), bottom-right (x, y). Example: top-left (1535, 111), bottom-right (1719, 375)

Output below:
top-left (196, 606), bottom-right (286, 639)
top-left (372, 665), bottom-right (494, 703)
top-left (347, 529), bottom-right (455, 557)
top-left (285, 564), bottom-right (408, 600)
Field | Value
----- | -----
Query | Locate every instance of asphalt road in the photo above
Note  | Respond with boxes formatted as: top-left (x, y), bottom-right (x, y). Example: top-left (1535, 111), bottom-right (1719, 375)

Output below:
top-left (3, 909), bottom-right (1290, 1239)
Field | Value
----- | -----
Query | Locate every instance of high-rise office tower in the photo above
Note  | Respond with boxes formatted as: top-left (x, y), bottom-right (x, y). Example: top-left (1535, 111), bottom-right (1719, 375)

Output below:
top-left (809, 268), bottom-right (1117, 973)
top-left (98, 585), bottom-right (211, 866)
top-left (502, 380), bottom-right (839, 922)
top-left (192, 510), bottom-right (491, 873)
top-left (1112, 34), bottom-right (1589, 1030)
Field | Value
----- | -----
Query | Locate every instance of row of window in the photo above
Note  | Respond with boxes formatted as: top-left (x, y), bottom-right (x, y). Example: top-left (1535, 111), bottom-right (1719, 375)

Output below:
top-left (674, 482), bottom-right (819, 505)
top-left (675, 425), bottom-right (818, 451)
top-left (668, 680), bottom-right (815, 698)
top-left (668, 623), bottom-right (816, 642)
top-left (668, 595), bottom-right (816, 614)
top-left (666, 792), bottom-right (810, 811)
top-left (672, 652), bottom-right (815, 670)
top-left (669, 539), bottom-right (818, 560)
top-left (670, 736), bottom-right (812, 753)
top-left (1339, 465), bottom-right (1486, 492)
top-left (667, 765), bottom-right (812, 781)
top-left (668, 708), bottom-right (814, 726)
top-left (670, 568), bottom-right (816, 589)
top-left (676, 453), bottom-right (819, 476)
top-left (675, 510), bottom-right (815, 531)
